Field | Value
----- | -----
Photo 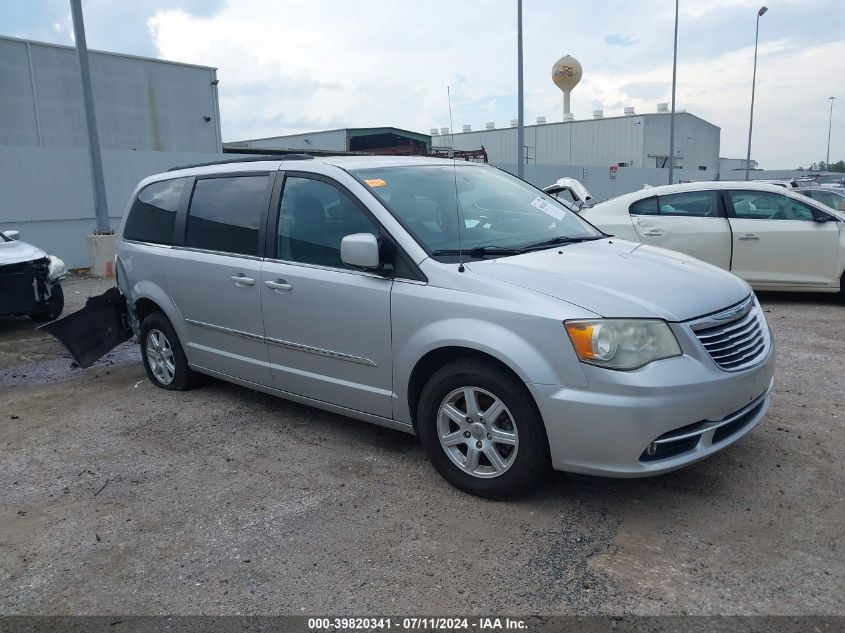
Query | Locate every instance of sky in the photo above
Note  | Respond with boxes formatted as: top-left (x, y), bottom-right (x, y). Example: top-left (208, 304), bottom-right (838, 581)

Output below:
top-left (3, 0), bottom-right (844, 169)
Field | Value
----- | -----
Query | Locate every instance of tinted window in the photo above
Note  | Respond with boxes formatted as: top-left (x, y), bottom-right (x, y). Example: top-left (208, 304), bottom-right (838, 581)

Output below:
top-left (658, 191), bottom-right (719, 217)
top-left (186, 176), bottom-right (268, 256)
top-left (124, 178), bottom-right (187, 244)
top-left (812, 191), bottom-right (844, 210)
top-left (277, 177), bottom-right (379, 269)
top-left (629, 197), bottom-right (658, 215)
top-left (729, 190), bottom-right (816, 221)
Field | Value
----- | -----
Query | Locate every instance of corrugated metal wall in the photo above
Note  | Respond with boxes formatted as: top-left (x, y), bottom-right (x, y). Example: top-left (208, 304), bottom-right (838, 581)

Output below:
top-left (493, 163), bottom-right (682, 203)
top-left (0, 36), bottom-right (220, 152)
top-left (434, 113), bottom-right (720, 180)
top-left (0, 148), bottom-right (247, 268)
top-left (233, 130), bottom-right (348, 152)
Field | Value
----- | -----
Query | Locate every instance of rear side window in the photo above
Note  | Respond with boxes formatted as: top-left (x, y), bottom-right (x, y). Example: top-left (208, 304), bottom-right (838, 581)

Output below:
top-left (629, 197), bottom-right (658, 215)
top-left (657, 191), bottom-right (720, 217)
top-left (123, 178), bottom-right (187, 244)
top-left (185, 176), bottom-right (269, 256)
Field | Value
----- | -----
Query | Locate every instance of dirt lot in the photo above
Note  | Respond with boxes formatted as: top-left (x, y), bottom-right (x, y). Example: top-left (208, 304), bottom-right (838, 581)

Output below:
top-left (1, 274), bottom-right (843, 615)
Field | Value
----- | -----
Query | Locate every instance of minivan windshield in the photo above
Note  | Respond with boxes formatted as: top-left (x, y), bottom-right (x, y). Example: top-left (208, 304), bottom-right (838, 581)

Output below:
top-left (351, 164), bottom-right (603, 259)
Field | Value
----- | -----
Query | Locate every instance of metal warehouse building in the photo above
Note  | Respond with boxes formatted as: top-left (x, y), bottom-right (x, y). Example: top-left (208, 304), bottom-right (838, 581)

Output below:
top-left (1, 36), bottom-right (229, 268)
top-left (0, 35), bottom-right (221, 151)
top-left (227, 127), bottom-right (431, 155)
top-left (433, 110), bottom-right (721, 180)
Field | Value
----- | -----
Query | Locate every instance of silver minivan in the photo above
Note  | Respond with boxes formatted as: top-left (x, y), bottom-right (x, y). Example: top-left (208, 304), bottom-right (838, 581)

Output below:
top-left (51, 155), bottom-right (775, 498)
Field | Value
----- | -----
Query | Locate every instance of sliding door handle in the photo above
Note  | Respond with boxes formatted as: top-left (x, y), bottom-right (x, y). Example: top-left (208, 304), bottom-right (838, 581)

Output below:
top-left (738, 235), bottom-right (759, 242)
top-left (264, 280), bottom-right (293, 292)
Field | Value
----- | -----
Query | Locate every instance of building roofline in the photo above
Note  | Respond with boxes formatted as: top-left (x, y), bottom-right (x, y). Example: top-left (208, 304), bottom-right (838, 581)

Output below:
top-left (0, 34), bottom-right (217, 72)
top-left (232, 126), bottom-right (432, 144)
top-left (438, 111), bottom-right (720, 136)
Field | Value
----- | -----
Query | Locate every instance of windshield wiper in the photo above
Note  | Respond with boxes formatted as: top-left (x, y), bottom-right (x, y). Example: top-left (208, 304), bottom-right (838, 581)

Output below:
top-left (521, 235), bottom-right (603, 251)
top-left (431, 246), bottom-right (524, 258)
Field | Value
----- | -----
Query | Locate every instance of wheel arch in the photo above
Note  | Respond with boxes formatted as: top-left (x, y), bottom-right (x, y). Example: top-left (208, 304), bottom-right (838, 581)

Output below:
top-left (128, 281), bottom-right (189, 351)
top-left (406, 346), bottom-right (535, 433)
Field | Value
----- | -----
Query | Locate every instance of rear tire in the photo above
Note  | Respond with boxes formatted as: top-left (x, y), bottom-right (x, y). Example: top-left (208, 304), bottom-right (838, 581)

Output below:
top-left (416, 358), bottom-right (551, 499)
top-left (29, 284), bottom-right (64, 322)
top-left (139, 311), bottom-right (201, 391)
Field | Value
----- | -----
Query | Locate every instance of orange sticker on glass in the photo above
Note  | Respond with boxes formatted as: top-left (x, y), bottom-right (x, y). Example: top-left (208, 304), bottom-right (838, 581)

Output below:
top-left (364, 178), bottom-right (387, 187)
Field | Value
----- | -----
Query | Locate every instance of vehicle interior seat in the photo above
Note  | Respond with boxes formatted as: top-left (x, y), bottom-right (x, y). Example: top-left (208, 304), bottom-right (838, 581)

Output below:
top-left (287, 194), bottom-right (342, 267)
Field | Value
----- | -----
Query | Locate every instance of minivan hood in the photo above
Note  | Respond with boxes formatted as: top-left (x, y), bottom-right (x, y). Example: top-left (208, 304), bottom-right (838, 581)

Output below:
top-left (0, 239), bottom-right (47, 266)
top-left (466, 239), bottom-right (751, 321)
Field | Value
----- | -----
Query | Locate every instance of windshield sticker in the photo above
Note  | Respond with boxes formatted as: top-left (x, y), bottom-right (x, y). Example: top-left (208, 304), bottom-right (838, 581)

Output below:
top-left (364, 178), bottom-right (387, 188)
top-left (531, 196), bottom-right (565, 220)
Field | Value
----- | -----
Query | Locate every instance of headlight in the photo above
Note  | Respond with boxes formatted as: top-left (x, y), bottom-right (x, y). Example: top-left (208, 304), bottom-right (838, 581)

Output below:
top-left (564, 319), bottom-right (681, 370)
top-left (48, 255), bottom-right (67, 281)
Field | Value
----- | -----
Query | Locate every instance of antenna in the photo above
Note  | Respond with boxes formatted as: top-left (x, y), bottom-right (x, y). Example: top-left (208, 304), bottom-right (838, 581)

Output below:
top-left (447, 86), bottom-right (465, 272)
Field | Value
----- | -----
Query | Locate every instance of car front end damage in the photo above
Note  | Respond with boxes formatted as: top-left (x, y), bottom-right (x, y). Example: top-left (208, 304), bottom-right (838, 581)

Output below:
top-left (0, 255), bottom-right (66, 319)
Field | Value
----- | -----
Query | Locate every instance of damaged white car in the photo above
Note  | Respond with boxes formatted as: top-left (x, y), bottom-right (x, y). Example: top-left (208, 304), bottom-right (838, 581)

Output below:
top-left (0, 229), bottom-right (66, 321)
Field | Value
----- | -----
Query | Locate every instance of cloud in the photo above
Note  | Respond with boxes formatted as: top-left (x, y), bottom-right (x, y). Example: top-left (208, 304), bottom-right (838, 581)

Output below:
top-left (605, 33), bottom-right (637, 47)
top-left (5, 0), bottom-right (844, 167)
top-left (620, 81), bottom-right (670, 102)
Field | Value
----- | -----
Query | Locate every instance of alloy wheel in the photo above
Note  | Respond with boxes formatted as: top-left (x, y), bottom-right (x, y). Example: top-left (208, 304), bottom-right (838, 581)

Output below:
top-left (146, 328), bottom-right (176, 385)
top-left (437, 386), bottom-right (519, 478)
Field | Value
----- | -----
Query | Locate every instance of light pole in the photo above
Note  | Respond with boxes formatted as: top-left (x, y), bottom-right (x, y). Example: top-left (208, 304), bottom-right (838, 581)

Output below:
top-left (517, 0), bottom-right (525, 178)
top-left (826, 96), bottom-right (836, 168)
top-left (745, 5), bottom-right (768, 181)
top-left (668, 0), bottom-right (679, 185)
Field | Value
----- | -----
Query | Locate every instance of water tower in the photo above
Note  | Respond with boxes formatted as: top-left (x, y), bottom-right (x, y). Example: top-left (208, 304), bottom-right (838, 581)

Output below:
top-left (552, 55), bottom-right (583, 118)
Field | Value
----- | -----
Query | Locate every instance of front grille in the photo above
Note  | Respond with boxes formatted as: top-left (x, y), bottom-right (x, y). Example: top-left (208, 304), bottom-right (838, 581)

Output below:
top-left (692, 298), bottom-right (768, 371)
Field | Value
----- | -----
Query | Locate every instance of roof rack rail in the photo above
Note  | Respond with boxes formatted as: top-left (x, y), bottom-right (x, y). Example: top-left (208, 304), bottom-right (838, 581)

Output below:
top-left (167, 154), bottom-right (313, 172)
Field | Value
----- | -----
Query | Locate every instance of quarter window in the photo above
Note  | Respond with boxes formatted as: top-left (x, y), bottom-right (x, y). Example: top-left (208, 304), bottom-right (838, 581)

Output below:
top-left (185, 176), bottom-right (269, 256)
top-left (629, 197), bottom-right (658, 215)
top-left (728, 191), bottom-right (816, 221)
top-left (277, 177), bottom-right (379, 269)
top-left (657, 191), bottom-right (720, 217)
top-left (123, 177), bottom-right (187, 244)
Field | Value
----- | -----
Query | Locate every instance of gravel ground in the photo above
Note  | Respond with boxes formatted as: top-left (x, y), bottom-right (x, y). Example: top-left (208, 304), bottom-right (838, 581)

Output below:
top-left (1, 275), bottom-right (843, 615)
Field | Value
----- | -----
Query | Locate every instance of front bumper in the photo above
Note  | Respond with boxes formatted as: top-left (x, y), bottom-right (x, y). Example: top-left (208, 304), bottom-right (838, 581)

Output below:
top-left (528, 315), bottom-right (775, 477)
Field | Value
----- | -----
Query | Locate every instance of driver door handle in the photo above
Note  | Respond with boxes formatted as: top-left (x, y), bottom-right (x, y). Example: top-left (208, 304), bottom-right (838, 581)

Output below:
top-left (738, 235), bottom-right (759, 241)
top-left (264, 279), bottom-right (293, 292)
top-left (229, 274), bottom-right (255, 286)
top-left (641, 229), bottom-right (664, 237)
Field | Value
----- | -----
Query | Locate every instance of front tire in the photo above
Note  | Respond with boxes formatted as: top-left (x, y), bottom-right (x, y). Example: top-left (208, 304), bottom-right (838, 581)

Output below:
top-left (140, 311), bottom-right (200, 391)
top-left (416, 358), bottom-right (551, 499)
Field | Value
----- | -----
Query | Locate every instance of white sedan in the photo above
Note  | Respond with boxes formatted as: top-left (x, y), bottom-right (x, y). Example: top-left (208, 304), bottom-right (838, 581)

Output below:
top-left (581, 181), bottom-right (845, 296)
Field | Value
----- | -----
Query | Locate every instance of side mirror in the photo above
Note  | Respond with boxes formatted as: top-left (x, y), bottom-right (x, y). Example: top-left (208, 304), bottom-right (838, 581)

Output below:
top-left (3, 230), bottom-right (20, 240)
top-left (812, 212), bottom-right (834, 223)
top-left (341, 233), bottom-right (380, 269)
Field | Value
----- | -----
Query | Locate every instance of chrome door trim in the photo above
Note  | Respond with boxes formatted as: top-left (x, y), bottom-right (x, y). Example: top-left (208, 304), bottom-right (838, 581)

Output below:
top-left (185, 319), bottom-right (378, 367)
top-left (122, 239), bottom-right (173, 249)
top-left (184, 318), bottom-right (264, 342)
top-left (171, 245), bottom-right (264, 262)
top-left (263, 256), bottom-right (389, 280)
top-left (265, 336), bottom-right (378, 367)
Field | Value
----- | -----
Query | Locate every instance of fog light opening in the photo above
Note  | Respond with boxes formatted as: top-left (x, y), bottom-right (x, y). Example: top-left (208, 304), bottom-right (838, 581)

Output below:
top-left (646, 442), bottom-right (658, 457)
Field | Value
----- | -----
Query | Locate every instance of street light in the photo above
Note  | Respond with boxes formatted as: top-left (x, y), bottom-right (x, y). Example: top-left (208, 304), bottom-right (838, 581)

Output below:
top-left (668, 0), bottom-right (679, 185)
top-left (517, 0), bottom-right (524, 178)
top-left (826, 96), bottom-right (836, 168)
top-left (745, 5), bottom-right (768, 181)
